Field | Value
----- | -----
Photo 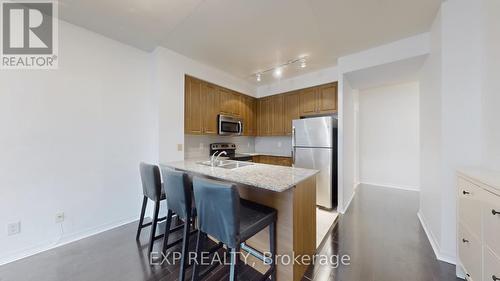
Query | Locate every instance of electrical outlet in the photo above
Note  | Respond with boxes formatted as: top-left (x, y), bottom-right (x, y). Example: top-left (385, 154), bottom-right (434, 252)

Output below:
top-left (7, 222), bottom-right (21, 236)
top-left (55, 213), bottom-right (65, 223)
top-left (177, 144), bottom-right (183, 151)
top-left (278, 141), bottom-right (282, 148)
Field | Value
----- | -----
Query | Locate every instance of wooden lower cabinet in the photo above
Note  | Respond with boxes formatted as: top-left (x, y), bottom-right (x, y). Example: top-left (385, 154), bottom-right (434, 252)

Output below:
top-left (253, 155), bottom-right (292, 167)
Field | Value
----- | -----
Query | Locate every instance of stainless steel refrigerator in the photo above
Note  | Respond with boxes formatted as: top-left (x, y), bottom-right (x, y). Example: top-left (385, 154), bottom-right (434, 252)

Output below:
top-left (292, 116), bottom-right (338, 209)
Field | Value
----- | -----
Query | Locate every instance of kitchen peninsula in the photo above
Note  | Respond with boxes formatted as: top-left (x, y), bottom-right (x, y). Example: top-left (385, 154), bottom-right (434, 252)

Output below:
top-left (161, 160), bottom-right (318, 281)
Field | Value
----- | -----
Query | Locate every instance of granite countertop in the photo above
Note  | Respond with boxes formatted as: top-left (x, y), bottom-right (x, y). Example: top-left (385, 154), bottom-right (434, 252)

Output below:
top-left (458, 167), bottom-right (500, 194)
top-left (161, 159), bottom-right (318, 192)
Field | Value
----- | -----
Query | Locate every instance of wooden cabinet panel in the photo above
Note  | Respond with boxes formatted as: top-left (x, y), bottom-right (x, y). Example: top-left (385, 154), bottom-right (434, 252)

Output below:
top-left (219, 88), bottom-right (233, 115)
top-left (242, 96), bottom-right (256, 136)
top-left (253, 155), bottom-right (292, 167)
top-left (202, 83), bottom-right (219, 135)
top-left (184, 76), bottom-right (203, 134)
top-left (284, 93), bottom-right (300, 135)
top-left (299, 87), bottom-right (318, 116)
top-left (318, 83), bottom-right (337, 113)
top-left (271, 95), bottom-right (285, 135)
top-left (258, 98), bottom-right (272, 136)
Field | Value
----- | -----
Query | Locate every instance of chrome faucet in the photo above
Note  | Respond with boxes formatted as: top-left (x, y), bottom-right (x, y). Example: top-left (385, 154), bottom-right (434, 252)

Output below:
top-left (213, 151), bottom-right (227, 165)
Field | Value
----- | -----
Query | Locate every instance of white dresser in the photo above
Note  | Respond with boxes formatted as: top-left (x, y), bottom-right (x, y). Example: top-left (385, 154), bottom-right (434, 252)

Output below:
top-left (457, 168), bottom-right (500, 281)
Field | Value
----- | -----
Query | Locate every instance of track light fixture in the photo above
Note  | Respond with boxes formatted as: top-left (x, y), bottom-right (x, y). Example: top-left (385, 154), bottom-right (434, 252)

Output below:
top-left (253, 56), bottom-right (308, 82)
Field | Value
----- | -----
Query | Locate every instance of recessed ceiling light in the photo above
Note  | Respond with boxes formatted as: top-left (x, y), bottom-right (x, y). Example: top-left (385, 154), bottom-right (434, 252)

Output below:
top-left (273, 67), bottom-right (283, 78)
top-left (256, 73), bottom-right (261, 82)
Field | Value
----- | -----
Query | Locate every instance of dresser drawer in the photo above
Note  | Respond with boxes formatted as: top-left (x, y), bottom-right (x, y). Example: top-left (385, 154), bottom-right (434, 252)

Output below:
top-left (484, 247), bottom-right (500, 281)
top-left (459, 223), bottom-right (482, 281)
top-left (459, 177), bottom-right (485, 236)
top-left (483, 192), bottom-right (500, 256)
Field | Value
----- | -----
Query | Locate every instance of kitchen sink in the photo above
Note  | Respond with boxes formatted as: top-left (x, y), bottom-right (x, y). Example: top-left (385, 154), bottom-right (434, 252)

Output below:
top-left (197, 160), bottom-right (254, 169)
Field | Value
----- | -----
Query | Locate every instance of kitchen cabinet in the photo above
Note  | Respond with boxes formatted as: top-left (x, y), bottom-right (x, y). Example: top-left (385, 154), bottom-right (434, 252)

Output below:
top-left (202, 83), bottom-right (220, 135)
top-left (184, 76), bottom-right (203, 134)
top-left (253, 155), bottom-right (292, 167)
top-left (242, 95), bottom-right (256, 136)
top-left (284, 92), bottom-right (300, 135)
top-left (299, 82), bottom-right (338, 116)
top-left (271, 95), bottom-right (285, 135)
top-left (184, 75), bottom-right (337, 137)
top-left (457, 170), bottom-right (500, 281)
top-left (220, 88), bottom-right (241, 116)
top-left (299, 87), bottom-right (318, 116)
top-left (257, 97), bottom-right (272, 136)
top-left (318, 83), bottom-right (337, 113)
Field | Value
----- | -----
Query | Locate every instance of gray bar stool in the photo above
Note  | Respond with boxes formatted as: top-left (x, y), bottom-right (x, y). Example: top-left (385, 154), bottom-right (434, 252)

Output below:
top-left (137, 162), bottom-right (167, 254)
top-left (160, 168), bottom-right (198, 281)
top-left (191, 177), bottom-right (277, 281)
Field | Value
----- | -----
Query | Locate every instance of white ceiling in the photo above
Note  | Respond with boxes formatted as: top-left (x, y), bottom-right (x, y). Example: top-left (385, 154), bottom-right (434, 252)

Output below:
top-left (58, 0), bottom-right (440, 84)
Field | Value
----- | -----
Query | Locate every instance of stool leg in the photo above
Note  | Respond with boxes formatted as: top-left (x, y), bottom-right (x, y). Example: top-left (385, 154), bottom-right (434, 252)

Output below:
top-left (269, 222), bottom-right (277, 281)
top-left (229, 246), bottom-right (239, 281)
top-left (179, 218), bottom-right (191, 281)
top-left (191, 231), bottom-right (205, 281)
top-left (161, 210), bottom-right (173, 255)
top-left (148, 200), bottom-right (160, 255)
top-left (136, 196), bottom-right (148, 240)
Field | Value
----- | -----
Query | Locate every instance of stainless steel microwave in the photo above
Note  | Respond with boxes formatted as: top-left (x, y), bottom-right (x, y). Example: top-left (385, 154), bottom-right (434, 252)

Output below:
top-left (218, 115), bottom-right (243, 136)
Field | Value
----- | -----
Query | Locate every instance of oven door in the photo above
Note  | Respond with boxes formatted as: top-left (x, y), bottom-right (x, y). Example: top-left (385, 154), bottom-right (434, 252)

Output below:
top-left (218, 115), bottom-right (243, 136)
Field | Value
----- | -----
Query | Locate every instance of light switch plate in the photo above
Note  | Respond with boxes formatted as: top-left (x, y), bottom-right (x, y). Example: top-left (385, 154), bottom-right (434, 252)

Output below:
top-left (55, 213), bottom-right (65, 223)
top-left (177, 144), bottom-right (183, 151)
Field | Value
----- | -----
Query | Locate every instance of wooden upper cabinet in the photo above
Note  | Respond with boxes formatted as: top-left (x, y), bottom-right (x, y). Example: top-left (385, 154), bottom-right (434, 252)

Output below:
top-left (318, 83), bottom-right (337, 113)
top-left (299, 87), bottom-right (318, 116)
top-left (271, 95), bottom-right (285, 135)
top-left (202, 83), bottom-right (220, 135)
top-left (242, 96), bottom-right (256, 136)
top-left (258, 98), bottom-right (272, 136)
top-left (184, 76), bottom-right (203, 134)
top-left (284, 92), bottom-right (300, 135)
top-left (220, 88), bottom-right (241, 116)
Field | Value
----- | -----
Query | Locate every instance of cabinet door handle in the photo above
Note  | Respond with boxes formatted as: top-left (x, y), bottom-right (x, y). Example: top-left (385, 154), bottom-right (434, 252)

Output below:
top-left (462, 238), bottom-right (470, 243)
top-left (492, 275), bottom-right (500, 281)
top-left (462, 190), bottom-right (470, 195)
top-left (492, 209), bottom-right (500, 216)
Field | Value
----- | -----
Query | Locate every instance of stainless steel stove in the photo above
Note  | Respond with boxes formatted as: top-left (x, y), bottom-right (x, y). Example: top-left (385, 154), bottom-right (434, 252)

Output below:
top-left (209, 143), bottom-right (253, 161)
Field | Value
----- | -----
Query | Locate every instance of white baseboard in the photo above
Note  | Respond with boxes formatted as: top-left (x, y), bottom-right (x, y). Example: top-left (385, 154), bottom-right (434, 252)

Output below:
top-left (0, 216), bottom-right (139, 266)
top-left (360, 181), bottom-right (420, 192)
top-left (417, 211), bottom-right (456, 265)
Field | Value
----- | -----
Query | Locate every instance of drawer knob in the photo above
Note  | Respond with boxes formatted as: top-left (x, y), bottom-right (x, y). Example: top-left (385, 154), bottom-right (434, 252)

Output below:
top-left (462, 190), bottom-right (470, 195)
top-left (492, 275), bottom-right (500, 281)
top-left (462, 238), bottom-right (470, 243)
top-left (493, 209), bottom-right (500, 216)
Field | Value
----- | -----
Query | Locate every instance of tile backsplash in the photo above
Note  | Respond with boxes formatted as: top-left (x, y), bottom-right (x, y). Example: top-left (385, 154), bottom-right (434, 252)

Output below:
top-left (184, 135), bottom-right (255, 159)
top-left (255, 136), bottom-right (292, 156)
top-left (184, 135), bottom-right (292, 159)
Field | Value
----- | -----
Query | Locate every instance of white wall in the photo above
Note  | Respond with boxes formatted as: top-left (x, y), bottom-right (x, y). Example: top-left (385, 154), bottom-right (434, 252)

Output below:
top-left (358, 82), bottom-right (420, 190)
top-left (417, 0), bottom-right (500, 265)
top-left (151, 47), bottom-right (256, 163)
top-left (481, 0), bottom-right (500, 169)
top-left (338, 77), bottom-right (358, 213)
top-left (0, 21), bottom-right (157, 264)
top-left (418, 7), bottom-right (443, 262)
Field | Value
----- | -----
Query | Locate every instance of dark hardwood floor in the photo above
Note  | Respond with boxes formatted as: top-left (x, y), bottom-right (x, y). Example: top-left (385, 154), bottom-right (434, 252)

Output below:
top-left (303, 184), bottom-right (462, 281)
top-left (0, 185), bottom-right (461, 281)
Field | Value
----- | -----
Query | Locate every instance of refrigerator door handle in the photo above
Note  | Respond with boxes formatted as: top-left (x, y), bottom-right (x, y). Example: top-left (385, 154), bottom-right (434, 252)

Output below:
top-left (291, 127), bottom-right (296, 165)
